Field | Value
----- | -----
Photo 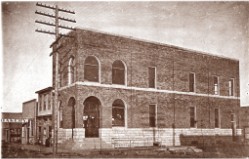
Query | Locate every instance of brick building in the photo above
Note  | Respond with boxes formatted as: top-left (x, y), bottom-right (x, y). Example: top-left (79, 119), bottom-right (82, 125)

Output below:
top-left (35, 87), bottom-right (53, 145)
top-left (51, 29), bottom-right (241, 148)
top-left (1, 112), bottom-right (24, 143)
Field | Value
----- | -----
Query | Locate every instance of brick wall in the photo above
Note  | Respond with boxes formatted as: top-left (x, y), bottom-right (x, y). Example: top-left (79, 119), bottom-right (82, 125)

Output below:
top-left (54, 29), bottom-right (241, 146)
top-left (58, 85), bottom-right (240, 129)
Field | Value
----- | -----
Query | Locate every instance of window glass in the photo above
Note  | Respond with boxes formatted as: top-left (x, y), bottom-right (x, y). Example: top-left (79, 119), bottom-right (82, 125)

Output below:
top-left (215, 108), bottom-right (219, 128)
top-left (189, 73), bottom-right (195, 92)
top-left (84, 56), bottom-right (99, 82)
top-left (43, 94), bottom-right (47, 110)
top-left (228, 79), bottom-right (234, 96)
top-left (190, 107), bottom-right (196, 128)
top-left (68, 57), bottom-right (75, 85)
top-left (149, 67), bottom-right (156, 88)
top-left (149, 105), bottom-right (156, 127)
top-left (112, 60), bottom-right (125, 85)
top-left (112, 99), bottom-right (125, 127)
top-left (214, 76), bottom-right (219, 95)
top-left (39, 95), bottom-right (42, 111)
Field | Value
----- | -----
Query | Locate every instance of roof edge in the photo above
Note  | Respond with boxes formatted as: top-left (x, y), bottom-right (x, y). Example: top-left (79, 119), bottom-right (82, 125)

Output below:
top-left (35, 86), bottom-right (53, 94)
top-left (75, 27), bottom-right (239, 62)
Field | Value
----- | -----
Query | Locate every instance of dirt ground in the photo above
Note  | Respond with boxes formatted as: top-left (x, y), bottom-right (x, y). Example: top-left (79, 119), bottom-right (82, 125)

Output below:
top-left (1, 142), bottom-right (249, 158)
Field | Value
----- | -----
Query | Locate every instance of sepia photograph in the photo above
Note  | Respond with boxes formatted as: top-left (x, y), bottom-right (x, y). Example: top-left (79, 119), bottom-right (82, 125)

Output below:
top-left (1, 1), bottom-right (249, 158)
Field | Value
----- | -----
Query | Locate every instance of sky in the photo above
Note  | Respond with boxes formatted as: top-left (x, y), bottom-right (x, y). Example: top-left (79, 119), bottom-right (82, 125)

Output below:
top-left (2, 1), bottom-right (249, 112)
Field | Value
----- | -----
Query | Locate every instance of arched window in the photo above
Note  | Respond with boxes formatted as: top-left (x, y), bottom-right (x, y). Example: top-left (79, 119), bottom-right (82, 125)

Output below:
top-left (112, 60), bottom-right (126, 85)
top-left (112, 99), bottom-right (125, 127)
top-left (84, 56), bottom-right (99, 82)
top-left (68, 57), bottom-right (75, 85)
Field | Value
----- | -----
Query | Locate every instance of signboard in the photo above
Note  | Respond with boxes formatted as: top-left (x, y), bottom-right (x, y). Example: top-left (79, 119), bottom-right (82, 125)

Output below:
top-left (1, 119), bottom-right (29, 123)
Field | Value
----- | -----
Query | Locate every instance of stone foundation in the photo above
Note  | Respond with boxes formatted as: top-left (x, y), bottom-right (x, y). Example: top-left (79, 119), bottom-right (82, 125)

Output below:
top-left (58, 127), bottom-right (242, 148)
top-left (58, 128), bottom-right (85, 143)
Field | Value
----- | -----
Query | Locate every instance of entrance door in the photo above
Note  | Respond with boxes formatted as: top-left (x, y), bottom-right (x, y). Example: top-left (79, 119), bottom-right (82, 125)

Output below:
top-left (83, 96), bottom-right (100, 138)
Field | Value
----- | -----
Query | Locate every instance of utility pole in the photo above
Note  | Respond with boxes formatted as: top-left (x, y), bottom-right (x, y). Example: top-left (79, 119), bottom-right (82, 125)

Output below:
top-left (35, 2), bottom-right (76, 156)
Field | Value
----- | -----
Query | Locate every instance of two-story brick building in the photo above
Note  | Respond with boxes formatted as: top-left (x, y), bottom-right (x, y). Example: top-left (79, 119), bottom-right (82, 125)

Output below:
top-left (50, 28), bottom-right (241, 148)
top-left (35, 87), bottom-right (53, 145)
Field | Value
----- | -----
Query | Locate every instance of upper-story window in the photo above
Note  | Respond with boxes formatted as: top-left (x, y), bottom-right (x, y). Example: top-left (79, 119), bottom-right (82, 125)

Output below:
top-left (190, 106), bottom-right (196, 128)
top-left (189, 73), bottom-right (195, 92)
top-left (39, 95), bottom-right (42, 111)
top-left (84, 56), bottom-right (99, 82)
top-left (43, 94), bottom-right (47, 111)
top-left (228, 79), bottom-right (234, 96)
top-left (68, 57), bottom-right (75, 85)
top-left (112, 60), bottom-right (126, 85)
top-left (148, 67), bottom-right (156, 88)
top-left (213, 76), bottom-right (219, 95)
top-left (48, 94), bottom-right (51, 110)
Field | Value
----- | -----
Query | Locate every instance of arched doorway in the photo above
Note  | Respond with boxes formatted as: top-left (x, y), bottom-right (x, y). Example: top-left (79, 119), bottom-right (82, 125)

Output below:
top-left (83, 96), bottom-right (100, 138)
top-left (68, 97), bottom-right (76, 138)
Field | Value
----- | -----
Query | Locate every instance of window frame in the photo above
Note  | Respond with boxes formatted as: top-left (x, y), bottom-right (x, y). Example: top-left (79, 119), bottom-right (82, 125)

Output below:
top-left (112, 99), bottom-right (126, 127)
top-left (214, 108), bottom-right (220, 128)
top-left (213, 76), bottom-right (219, 95)
top-left (190, 106), bottom-right (197, 128)
top-left (39, 95), bottom-right (42, 111)
top-left (84, 56), bottom-right (100, 83)
top-left (148, 67), bottom-right (156, 89)
top-left (43, 94), bottom-right (47, 111)
top-left (112, 60), bottom-right (127, 86)
top-left (189, 72), bottom-right (196, 93)
top-left (149, 104), bottom-right (157, 127)
top-left (228, 78), bottom-right (235, 96)
top-left (68, 57), bottom-right (75, 85)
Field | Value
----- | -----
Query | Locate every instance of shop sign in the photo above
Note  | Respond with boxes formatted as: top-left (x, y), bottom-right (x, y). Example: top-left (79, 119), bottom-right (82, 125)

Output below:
top-left (1, 118), bottom-right (28, 123)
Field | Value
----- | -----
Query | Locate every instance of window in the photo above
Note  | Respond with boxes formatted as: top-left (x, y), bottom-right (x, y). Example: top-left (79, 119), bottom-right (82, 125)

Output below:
top-left (48, 94), bottom-right (51, 110)
top-left (149, 67), bottom-right (156, 88)
top-left (215, 108), bottom-right (220, 128)
top-left (39, 95), bottom-right (42, 111)
top-left (228, 79), bottom-right (234, 96)
top-left (189, 73), bottom-right (195, 92)
top-left (214, 76), bottom-right (219, 95)
top-left (112, 99), bottom-right (125, 127)
top-left (149, 105), bottom-right (156, 127)
top-left (84, 56), bottom-right (99, 82)
top-left (68, 57), bottom-right (75, 85)
top-left (43, 94), bottom-right (47, 110)
top-left (112, 60), bottom-right (126, 85)
top-left (190, 107), bottom-right (196, 128)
